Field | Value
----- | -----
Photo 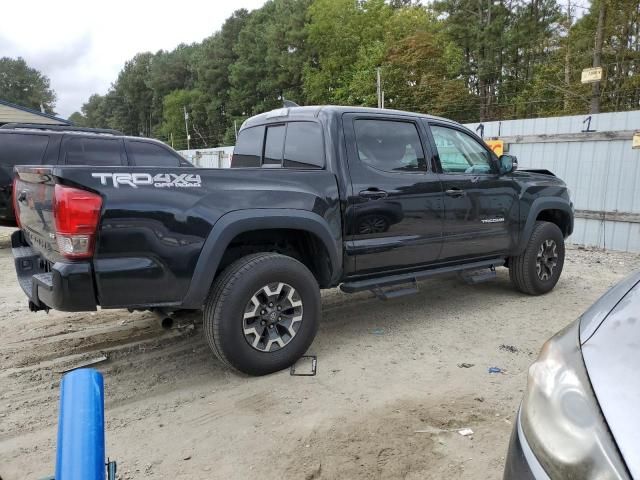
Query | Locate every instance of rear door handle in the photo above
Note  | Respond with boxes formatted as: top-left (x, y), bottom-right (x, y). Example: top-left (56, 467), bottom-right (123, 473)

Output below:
top-left (359, 188), bottom-right (388, 200)
top-left (445, 188), bottom-right (466, 198)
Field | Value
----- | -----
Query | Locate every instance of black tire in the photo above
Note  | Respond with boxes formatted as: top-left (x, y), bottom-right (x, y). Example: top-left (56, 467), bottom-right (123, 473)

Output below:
top-left (509, 221), bottom-right (565, 295)
top-left (203, 252), bottom-right (320, 376)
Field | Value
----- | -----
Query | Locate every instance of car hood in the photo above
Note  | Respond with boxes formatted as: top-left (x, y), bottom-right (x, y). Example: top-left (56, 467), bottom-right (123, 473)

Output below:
top-left (511, 169), bottom-right (566, 186)
top-left (581, 271), bottom-right (640, 479)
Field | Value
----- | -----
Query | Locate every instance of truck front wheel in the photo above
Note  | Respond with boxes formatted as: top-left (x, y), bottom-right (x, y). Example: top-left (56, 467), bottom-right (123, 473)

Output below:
top-left (509, 221), bottom-right (565, 295)
top-left (203, 253), bottom-right (320, 375)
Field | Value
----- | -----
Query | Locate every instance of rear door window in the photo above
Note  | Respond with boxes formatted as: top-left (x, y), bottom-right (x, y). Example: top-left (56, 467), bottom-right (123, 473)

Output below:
top-left (283, 122), bottom-right (324, 169)
top-left (353, 119), bottom-right (426, 172)
top-left (0, 133), bottom-right (49, 166)
top-left (126, 140), bottom-right (182, 166)
top-left (232, 126), bottom-right (264, 167)
top-left (64, 137), bottom-right (123, 166)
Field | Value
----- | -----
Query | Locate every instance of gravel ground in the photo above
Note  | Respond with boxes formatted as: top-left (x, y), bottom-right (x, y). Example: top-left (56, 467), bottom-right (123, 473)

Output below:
top-left (0, 225), bottom-right (638, 479)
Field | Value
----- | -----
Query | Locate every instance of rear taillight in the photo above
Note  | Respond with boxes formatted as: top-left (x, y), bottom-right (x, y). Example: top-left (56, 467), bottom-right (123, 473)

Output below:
top-left (53, 184), bottom-right (102, 259)
top-left (12, 177), bottom-right (21, 228)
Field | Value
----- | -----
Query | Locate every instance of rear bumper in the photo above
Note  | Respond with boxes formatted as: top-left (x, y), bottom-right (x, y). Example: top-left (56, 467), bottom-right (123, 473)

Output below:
top-left (12, 230), bottom-right (97, 312)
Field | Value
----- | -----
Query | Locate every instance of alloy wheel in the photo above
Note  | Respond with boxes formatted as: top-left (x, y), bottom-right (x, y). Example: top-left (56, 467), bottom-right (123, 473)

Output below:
top-left (536, 239), bottom-right (558, 281)
top-left (242, 282), bottom-right (303, 352)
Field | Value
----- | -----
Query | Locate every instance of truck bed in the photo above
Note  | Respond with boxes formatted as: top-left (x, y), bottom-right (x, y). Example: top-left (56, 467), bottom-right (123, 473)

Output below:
top-left (13, 165), bottom-right (341, 310)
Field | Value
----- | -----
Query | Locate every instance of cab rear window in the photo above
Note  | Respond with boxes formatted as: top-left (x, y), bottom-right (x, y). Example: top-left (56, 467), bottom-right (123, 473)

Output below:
top-left (232, 122), bottom-right (324, 169)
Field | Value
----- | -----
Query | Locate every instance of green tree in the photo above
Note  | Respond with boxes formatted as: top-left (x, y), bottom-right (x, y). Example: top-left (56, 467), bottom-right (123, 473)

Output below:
top-left (74, 0), bottom-right (640, 144)
top-left (197, 9), bottom-right (251, 146)
top-left (67, 111), bottom-right (86, 125)
top-left (505, 0), bottom-right (565, 118)
top-left (304, 0), bottom-right (392, 105)
top-left (229, 0), bottom-right (310, 116)
top-left (567, 0), bottom-right (640, 113)
top-left (0, 57), bottom-right (57, 113)
top-left (110, 53), bottom-right (155, 135)
top-left (158, 89), bottom-right (209, 150)
top-left (80, 94), bottom-right (113, 129)
top-left (148, 44), bottom-right (198, 132)
top-left (383, 21), bottom-right (477, 120)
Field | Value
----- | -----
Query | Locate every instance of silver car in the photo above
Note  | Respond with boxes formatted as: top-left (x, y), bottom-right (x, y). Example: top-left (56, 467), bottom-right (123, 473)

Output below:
top-left (505, 271), bottom-right (640, 479)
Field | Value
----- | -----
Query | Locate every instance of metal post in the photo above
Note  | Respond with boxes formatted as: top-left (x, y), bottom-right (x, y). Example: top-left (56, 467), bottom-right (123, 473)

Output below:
top-left (376, 67), bottom-right (381, 109)
top-left (591, 1), bottom-right (606, 114)
top-left (183, 106), bottom-right (190, 150)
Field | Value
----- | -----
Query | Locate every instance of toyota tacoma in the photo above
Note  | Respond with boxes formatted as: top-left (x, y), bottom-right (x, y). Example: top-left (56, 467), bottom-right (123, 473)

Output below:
top-left (11, 106), bottom-right (574, 375)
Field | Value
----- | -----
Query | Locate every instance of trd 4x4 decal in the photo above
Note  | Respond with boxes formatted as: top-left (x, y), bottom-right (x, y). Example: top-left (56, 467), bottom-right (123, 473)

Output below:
top-left (92, 172), bottom-right (202, 188)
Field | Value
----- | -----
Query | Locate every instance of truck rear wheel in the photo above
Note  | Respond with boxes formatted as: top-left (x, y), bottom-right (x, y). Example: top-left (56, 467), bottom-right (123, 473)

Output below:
top-left (203, 252), bottom-right (320, 375)
top-left (509, 221), bottom-right (565, 295)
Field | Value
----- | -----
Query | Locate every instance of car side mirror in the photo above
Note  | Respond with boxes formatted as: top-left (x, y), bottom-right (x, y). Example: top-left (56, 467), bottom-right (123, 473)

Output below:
top-left (499, 154), bottom-right (518, 175)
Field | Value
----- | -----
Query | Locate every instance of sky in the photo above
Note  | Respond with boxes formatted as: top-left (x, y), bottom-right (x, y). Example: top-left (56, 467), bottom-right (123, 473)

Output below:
top-left (1, 0), bottom-right (267, 119)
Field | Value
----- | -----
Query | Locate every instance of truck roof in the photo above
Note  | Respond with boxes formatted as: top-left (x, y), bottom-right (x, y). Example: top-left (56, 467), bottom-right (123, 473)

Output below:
top-left (0, 124), bottom-right (173, 149)
top-left (241, 105), bottom-right (459, 130)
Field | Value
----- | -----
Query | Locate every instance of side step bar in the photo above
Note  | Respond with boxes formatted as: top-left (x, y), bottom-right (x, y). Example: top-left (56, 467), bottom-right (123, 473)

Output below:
top-left (340, 258), bottom-right (505, 296)
top-left (371, 279), bottom-right (419, 301)
top-left (459, 268), bottom-right (497, 284)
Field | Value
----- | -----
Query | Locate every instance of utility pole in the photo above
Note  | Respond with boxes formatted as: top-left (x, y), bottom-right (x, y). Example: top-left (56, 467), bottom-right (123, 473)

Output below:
top-left (170, 132), bottom-right (174, 149)
top-left (376, 67), bottom-right (381, 109)
top-left (591, 0), bottom-right (607, 114)
top-left (563, 0), bottom-right (572, 111)
top-left (183, 106), bottom-right (190, 150)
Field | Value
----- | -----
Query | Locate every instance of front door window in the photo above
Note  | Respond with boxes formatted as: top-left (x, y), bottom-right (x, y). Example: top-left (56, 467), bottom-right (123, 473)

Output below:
top-left (430, 125), bottom-right (493, 175)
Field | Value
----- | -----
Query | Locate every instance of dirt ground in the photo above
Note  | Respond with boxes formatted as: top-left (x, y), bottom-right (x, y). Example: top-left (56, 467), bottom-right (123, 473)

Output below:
top-left (0, 226), bottom-right (638, 480)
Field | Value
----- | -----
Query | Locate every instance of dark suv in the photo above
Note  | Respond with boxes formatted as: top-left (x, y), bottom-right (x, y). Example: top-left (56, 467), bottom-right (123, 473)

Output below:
top-left (0, 123), bottom-right (192, 227)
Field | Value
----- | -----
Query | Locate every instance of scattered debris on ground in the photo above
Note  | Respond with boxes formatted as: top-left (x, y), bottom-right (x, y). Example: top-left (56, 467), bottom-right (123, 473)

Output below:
top-left (56, 355), bottom-right (109, 374)
top-left (499, 344), bottom-right (519, 354)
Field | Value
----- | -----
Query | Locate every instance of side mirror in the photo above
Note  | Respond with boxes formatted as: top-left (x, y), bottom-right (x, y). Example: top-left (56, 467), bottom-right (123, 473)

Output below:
top-left (499, 154), bottom-right (518, 175)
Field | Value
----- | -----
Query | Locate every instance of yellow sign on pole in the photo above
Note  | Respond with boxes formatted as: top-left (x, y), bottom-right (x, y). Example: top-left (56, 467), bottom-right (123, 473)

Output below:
top-left (581, 67), bottom-right (603, 84)
top-left (485, 139), bottom-right (504, 157)
top-left (632, 132), bottom-right (640, 149)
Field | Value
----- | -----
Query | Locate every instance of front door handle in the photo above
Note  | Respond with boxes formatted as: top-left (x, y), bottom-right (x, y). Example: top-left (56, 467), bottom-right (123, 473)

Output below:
top-left (445, 188), bottom-right (466, 198)
top-left (359, 188), bottom-right (388, 200)
top-left (17, 191), bottom-right (27, 203)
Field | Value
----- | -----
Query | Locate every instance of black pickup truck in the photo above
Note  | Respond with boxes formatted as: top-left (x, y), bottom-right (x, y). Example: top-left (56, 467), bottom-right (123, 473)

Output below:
top-left (11, 106), bottom-right (574, 375)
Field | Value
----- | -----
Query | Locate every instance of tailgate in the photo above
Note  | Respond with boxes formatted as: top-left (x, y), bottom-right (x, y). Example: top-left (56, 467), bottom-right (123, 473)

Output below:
top-left (13, 167), bottom-right (60, 262)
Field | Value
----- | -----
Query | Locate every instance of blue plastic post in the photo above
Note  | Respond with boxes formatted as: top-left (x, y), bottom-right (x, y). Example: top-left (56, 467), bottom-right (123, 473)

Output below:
top-left (55, 368), bottom-right (105, 480)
